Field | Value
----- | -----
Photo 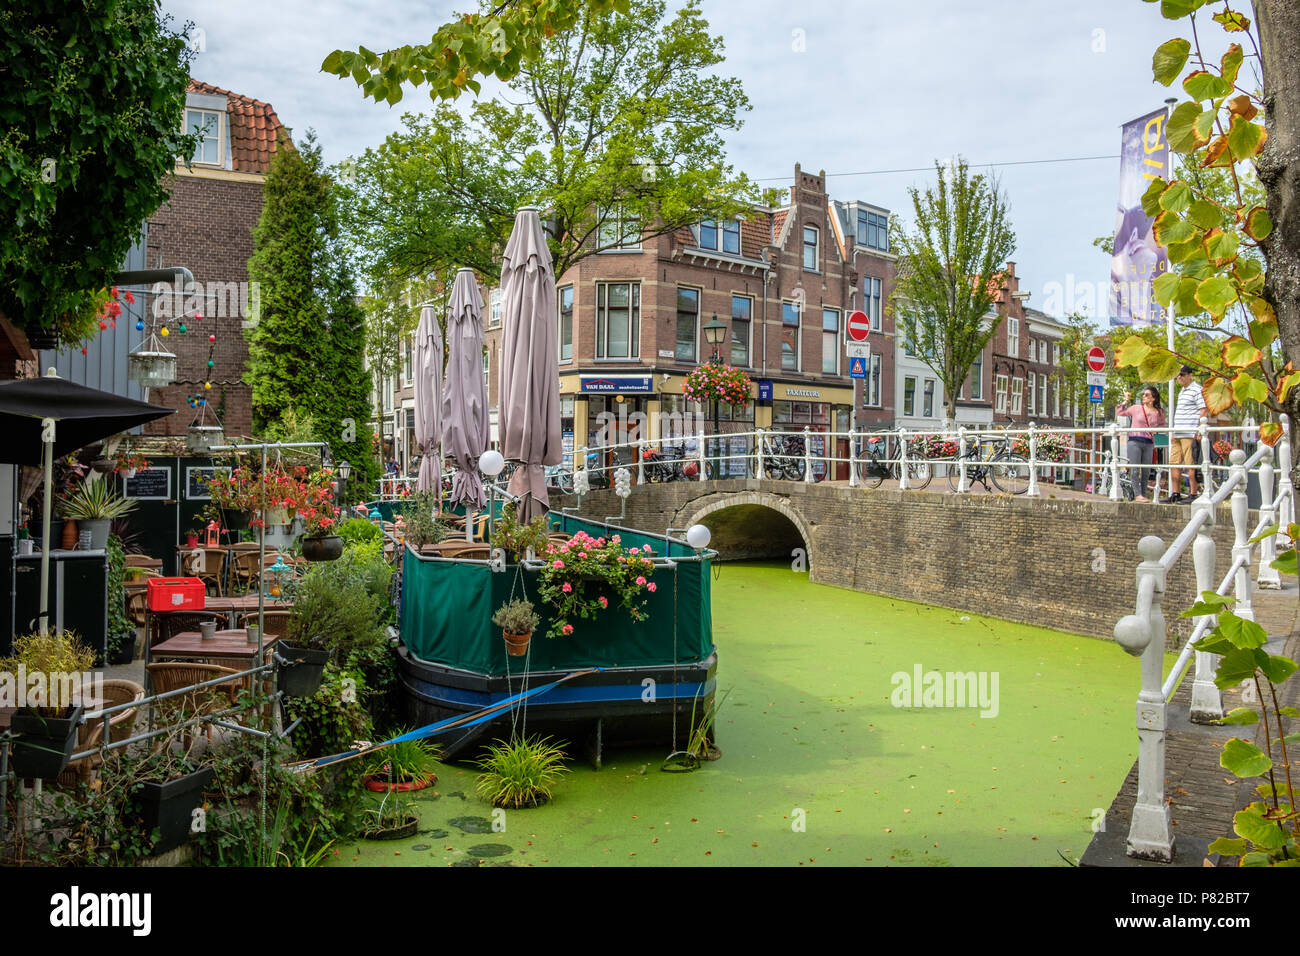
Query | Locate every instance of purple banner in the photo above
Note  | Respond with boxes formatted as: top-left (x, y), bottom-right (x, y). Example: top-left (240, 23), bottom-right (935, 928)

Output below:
top-left (1109, 107), bottom-right (1170, 327)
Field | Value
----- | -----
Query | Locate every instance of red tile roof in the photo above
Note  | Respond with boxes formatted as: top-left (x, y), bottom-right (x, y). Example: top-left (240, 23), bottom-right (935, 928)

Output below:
top-left (187, 79), bottom-right (285, 175)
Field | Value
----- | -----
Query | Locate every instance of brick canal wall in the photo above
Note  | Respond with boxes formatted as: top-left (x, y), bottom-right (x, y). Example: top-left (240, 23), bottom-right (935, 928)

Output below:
top-left (567, 479), bottom-right (1243, 646)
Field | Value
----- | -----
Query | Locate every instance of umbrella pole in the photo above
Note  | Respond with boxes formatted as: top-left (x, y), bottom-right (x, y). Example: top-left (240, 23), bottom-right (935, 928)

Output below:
top-left (38, 418), bottom-right (54, 637)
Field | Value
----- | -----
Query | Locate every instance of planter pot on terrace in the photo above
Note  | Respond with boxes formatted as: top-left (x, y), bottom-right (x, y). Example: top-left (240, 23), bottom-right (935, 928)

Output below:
top-left (8, 705), bottom-right (85, 780)
top-left (186, 425), bottom-right (224, 455)
top-left (81, 517), bottom-right (110, 551)
top-left (138, 766), bottom-right (214, 853)
top-left (301, 535), bottom-right (343, 562)
top-left (275, 642), bottom-right (328, 698)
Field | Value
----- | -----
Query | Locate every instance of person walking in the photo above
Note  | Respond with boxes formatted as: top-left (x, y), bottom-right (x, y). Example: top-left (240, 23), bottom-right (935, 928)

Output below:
top-left (1169, 366), bottom-right (1206, 503)
top-left (1117, 386), bottom-right (1166, 501)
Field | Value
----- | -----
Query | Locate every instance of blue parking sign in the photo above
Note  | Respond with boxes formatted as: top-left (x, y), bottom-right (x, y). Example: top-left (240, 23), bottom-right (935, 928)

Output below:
top-left (849, 356), bottom-right (866, 380)
top-left (1089, 383), bottom-right (1104, 403)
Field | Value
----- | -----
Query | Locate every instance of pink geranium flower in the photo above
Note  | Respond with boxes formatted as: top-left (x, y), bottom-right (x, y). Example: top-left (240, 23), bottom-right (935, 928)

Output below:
top-left (562, 582), bottom-right (572, 593)
top-left (635, 576), bottom-right (647, 586)
top-left (552, 560), bottom-right (565, 569)
top-left (562, 624), bottom-right (574, 636)
top-left (598, 596), bottom-right (608, 608)
top-left (647, 583), bottom-right (657, 592)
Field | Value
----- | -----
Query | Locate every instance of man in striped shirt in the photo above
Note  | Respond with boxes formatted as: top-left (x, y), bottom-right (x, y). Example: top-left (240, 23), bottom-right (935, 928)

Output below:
top-left (1169, 365), bottom-right (1206, 503)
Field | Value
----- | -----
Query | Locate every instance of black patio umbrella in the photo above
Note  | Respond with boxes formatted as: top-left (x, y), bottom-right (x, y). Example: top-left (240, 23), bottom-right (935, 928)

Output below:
top-left (0, 370), bottom-right (174, 633)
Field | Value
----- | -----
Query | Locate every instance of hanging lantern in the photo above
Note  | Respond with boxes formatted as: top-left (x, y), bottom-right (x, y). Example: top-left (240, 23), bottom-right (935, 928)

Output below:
top-left (127, 331), bottom-right (178, 388)
top-left (205, 520), bottom-right (221, 548)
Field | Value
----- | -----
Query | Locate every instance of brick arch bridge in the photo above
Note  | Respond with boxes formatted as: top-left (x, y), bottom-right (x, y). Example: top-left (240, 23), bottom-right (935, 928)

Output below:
top-left (565, 478), bottom-right (1241, 643)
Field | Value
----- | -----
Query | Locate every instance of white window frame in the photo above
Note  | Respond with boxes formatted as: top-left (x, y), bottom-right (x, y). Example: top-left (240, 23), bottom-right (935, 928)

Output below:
top-left (821, 307), bottom-right (840, 375)
top-left (730, 294), bottom-right (752, 368)
top-left (482, 348), bottom-right (490, 392)
top-left (1054, 379), bottom-right (1062, 418)
top-left (1039, 340), bottom-right (1048, 364)
top-left (781, 300), bottom-right (801, 372)
top-left (1053, 343), bottom-right (1061, 366)
top-left (970, 351), bottom-right (983, 400)
top-left (1028, 374), bottom-right (1036, 416)
top-left (802, 225), bottom-right (819, 272)
top-left (863, 353), bottom-right (883, 407)
top-left (865, 277), bottom-right (882, 331)
top-left (903, 376), bottom-right (916, 417)
top-left (185, 108), bottom-right (224, 166)
top-left (489, 289), bottom-right (502, 328)
top-left (558, 284), bottom-right (574, 363)
top-left (1010, 377), bottom-right (1024, 415)
top-left (598, 205), bottom-right (641, 251)
top-left (1006, 317), bottom-right (1019, 358)
top-left (1040, 373), bottom-right (1049, 417)
top-left (922, 378), bottom-right (936, 418)
top-left (995, 374), bottom-right (1008, 414)
top-left (595, 281), bottom-right (640, 359)
top-left (676, 286), bottom-right (700, 363)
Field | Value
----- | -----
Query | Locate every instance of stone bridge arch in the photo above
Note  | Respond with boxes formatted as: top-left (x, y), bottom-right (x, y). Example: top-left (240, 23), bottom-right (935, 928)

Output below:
top-left (674, 489), bottom-right (814, 565)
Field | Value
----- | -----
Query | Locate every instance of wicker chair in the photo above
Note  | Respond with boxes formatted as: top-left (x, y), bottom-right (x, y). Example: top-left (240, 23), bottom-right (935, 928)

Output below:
top-left (145, 663), bottom-right (242, 750)
top-left (230, 550), bottom-right (280, 593)
top-left (238, 609), bottom-right (294, 638)
top-left (54, 679), bottom-right (145, 788)
top-left (180, 547), bottom-right (227, 596)
top-left (125, 590), bottom-right (149, 631)
top-left (124, 554), bottom-right (158, 568)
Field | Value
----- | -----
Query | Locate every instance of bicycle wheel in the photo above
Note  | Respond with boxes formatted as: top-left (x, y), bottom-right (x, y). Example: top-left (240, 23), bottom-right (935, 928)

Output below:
top-left (907, 459), bottom-right (933, 490)
top-left (990, 454), bottom-right (1030, 495)
top-left (858, 456), bottom-right (885, 489)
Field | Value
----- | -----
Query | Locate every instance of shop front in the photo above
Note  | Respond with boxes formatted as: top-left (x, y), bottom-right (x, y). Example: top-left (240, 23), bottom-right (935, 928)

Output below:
top-left (762, 382), bottom-right (855, 481)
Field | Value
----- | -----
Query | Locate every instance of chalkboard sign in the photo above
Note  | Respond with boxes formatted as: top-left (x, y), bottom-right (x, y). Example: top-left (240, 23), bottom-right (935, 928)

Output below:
top-left (124, 467), bottom-right (171, 500)
top-left (186, 466), bottom-right (229, 500)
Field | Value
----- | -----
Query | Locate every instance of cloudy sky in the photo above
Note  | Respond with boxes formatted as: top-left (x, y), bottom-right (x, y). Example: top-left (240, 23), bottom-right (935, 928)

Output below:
top-left (160, 0), bottom-right (1231, 324)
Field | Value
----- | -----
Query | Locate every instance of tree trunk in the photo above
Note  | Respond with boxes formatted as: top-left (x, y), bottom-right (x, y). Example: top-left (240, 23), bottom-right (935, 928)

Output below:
top-left (1255, 0), bottom-right (1300, 477)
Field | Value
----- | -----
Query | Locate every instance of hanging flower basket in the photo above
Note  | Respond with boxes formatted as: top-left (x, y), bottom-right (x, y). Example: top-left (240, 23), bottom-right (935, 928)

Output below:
top-left (186, 425), bottom-right (224, 455)
top-left (301, 535), bottom-right (343, 562)
top-left (683, 363), bottom-right (752, 408)
top-left (127, 350), bottom-right (178, 388)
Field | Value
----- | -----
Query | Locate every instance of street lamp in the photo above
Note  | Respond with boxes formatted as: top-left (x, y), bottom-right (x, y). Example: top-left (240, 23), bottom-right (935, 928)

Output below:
top-left (337, 460), bottom-right (352, 521)
top-left (702, 313), bottom-right (727, 478)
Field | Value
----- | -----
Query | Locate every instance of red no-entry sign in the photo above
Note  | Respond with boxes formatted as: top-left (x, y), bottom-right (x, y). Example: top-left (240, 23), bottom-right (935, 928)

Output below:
top-left (1087, 347), bottom-right (1106, 372)
top-left (847, 310), bottom-right (871, 342)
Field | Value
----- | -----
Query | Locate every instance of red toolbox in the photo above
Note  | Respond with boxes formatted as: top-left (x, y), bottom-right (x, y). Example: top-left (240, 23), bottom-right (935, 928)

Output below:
top-left (146, 577), bottom-right (206, 612)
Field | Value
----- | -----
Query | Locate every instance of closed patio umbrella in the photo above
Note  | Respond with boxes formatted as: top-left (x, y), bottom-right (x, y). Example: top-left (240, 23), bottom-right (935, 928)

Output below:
top-left (498, 207), bottom-right (562, 522)
top-left (413, 305), bottom-right (443, 493)
top-left (441, 269), bottom-right (489, 518)
top-left (0, 369), bottom-right (173, 635)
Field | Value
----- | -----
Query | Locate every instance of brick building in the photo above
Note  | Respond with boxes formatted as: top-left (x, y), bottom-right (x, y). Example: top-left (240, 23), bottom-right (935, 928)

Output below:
top-left (986, 263), bottom-right (1076, 428)
top-left (383, 163), bottom-right (899, 480)
top-left (140, 80), bottom-right (286, 438)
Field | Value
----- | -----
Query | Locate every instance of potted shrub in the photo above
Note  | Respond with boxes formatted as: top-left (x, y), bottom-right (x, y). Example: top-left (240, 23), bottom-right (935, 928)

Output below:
top-left (361, 734), bottom-right (441, 792)
top-left (492, 598), bottom-right (539, 657)
top-left (475, 735), bottom-right (569, 809)
top-left (133, 741), bottom-right (215, 854)
top-left (401, 490), bottom-right (447, 550)
top-left (489, 500), bottom-right (551, 562)
top-left (0, 630), bottom-right (97, 779)
top-left (60, 480), bottom-right (136, 551)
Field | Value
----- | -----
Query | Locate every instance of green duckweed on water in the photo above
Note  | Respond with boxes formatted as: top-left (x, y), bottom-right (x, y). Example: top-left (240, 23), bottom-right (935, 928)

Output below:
top-left (333, 560), bottom-right (1147, 867)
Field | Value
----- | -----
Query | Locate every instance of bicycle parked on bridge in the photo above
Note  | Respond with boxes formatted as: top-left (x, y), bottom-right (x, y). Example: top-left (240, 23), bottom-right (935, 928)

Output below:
top-left (641, 442), bottom-right (692, 483)
top-left (1093, 451), bottom-right (1137, 501)
top-left (946, 435), bottom-right (1031, 495)
top-left (855, 433), bottom-right (933, 489)
top-left (749, 431), bottom-right (819, 482)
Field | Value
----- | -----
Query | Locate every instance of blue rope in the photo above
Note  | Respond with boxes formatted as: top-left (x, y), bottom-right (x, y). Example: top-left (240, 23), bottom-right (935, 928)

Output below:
top-left (293, 666), bottom-right (602, 772)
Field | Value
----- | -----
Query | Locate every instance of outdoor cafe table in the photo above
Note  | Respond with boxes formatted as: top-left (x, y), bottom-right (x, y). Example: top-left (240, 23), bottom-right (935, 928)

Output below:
top-left (151, 629), bottom-right (281, 664)
top-left (201, 595), bottom-right (293, 628)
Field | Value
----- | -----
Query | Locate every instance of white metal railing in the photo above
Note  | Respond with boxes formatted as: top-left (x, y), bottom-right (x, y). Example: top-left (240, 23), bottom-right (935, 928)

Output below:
top-left (1111, 418), bottom-right (1294, 863)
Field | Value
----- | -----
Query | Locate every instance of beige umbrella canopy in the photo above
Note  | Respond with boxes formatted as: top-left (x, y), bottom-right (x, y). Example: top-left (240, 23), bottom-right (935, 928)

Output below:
top-left (441, 269), bottom-right (489, 512)
top-left (413, 305), bottom-right (443, 492)
top-left (498, 208), bottom-right (562, 522)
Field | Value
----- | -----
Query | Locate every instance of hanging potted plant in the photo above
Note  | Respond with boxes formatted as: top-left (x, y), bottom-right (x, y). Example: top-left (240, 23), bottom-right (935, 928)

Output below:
top-left (127, 330), bottom-right (178, 388)
top-left (115, 449), bottom-right (150, 479)
top-left (298, 468), bottom-right (343, 561)
top-left (492, 597), bottom-right (540, 657)
top-left (59, 480), bottom-right (137, 551)
top-left (0, 630), bottom-right (97, 779)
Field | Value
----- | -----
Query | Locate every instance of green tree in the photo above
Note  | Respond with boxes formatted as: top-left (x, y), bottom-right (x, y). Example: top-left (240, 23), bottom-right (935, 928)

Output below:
top-left (246, 130), bottom-right (373, 496)
top-left (891, 159), bottom-right (1017, 427)
top-left (337, 0), bottom-right (759, 290)
top-left (323, 0), bottom-right (629, 104)
top-left (0, 0), bottom-right (200, 342)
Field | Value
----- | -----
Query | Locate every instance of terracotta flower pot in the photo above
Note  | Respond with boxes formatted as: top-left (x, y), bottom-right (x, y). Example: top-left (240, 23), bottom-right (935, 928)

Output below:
top-left (61, 518), bottom-right (79, 550)
top-left (503, 630), bottom-right (532, 657)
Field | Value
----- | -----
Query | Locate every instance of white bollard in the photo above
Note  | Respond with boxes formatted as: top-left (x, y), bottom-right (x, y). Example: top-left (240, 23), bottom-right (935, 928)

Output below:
top-left (1230, 451), bottom-right (1256, 623)
top-left (1278, 419), bottom-right (1295, 537)
top-left (1026, 422), bottom-right (1040, 497)
top-left (1258, 445), bottom-right (1280, 589)
top-left (1189, 494), bottom-right (1223, 723)
top-left (803, 426), bottom-right (813, 484)
top-left (697, 427), bottom-right (707, 482)
top-left (848, 425), bottom-right (859, 489)
top-left (898, 427), bottom-right (910, 492)
top-left (957, 427), bottom-right (968, 494)
top-left (1114, 535), bottom-right (1174, 862)
top-left (1108, 423), bottom-right (1121, 502)
top-left (1199, 416), bottom-right (1213, 497)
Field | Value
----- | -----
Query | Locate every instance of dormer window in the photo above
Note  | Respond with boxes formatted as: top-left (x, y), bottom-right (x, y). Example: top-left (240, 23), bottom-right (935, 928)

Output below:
top-left (186, 108), bottom-right (224, 166)
top-left (696, 219), bottom-right (740, 255)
